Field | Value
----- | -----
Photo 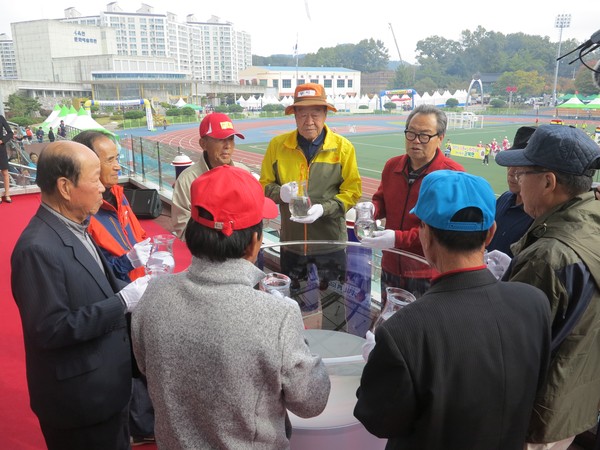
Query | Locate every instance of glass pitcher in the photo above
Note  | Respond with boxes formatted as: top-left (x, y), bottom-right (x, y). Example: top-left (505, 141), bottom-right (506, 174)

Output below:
top-left (289, 180), bottom-right (311, 218)
top-left (146, 234), bottom-right (176, 277)
top-left (372, 287), bottom-right (416, 331)
top-left (354, 203), bottom-right (377, 241)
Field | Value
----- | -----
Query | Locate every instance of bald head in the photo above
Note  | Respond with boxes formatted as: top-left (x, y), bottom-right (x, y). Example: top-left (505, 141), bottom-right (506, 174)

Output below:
top-left (37, 141), bottom-right (98, 195)
top-left (37, 141), bottom-right (105, 223)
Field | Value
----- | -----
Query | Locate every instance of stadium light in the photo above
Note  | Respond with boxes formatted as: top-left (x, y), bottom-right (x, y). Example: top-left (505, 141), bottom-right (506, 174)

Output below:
top-left (552, 13), bottom-right (571, 107)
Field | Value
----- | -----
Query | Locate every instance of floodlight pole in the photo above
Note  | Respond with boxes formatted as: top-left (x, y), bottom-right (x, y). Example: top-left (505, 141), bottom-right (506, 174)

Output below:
top-left (552, 13), bottom-right (571, 107)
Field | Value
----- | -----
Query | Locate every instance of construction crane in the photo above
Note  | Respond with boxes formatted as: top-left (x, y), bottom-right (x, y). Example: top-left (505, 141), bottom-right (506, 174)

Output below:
top-left (388, 23), bottom-right (402, 62)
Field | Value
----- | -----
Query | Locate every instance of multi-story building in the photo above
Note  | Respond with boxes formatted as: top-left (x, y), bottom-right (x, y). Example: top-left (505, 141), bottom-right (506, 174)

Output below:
top-left (61, 3), bottom-right (251, 84)
top-left (0, 33), bottom-right (17, 79)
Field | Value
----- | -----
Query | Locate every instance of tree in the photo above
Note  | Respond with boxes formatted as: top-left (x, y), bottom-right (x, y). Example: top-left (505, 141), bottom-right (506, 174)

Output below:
top-left (492, 71), bottom-right (546, 98)
top-left (301, 39), bottom-right (389, 72)
top-left (383, 102), bottom-right (397, 112)
top-left (5, 93), bottom-right (42, 118)
top-left (574, 62), bottom-right (600, 96)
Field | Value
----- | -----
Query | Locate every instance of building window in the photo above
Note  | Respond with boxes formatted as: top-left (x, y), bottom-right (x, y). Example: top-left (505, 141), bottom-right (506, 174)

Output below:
top-left (272, 79), bottom-right (278, 88)
top-left (310, 79), bottom-right (318, 83)
top-left (324, 79), bottom-right (332, 88)
top-left (348, 80), bottom-right (353, 88)
top-left (337, 79), bottom-right (345, 88)
top-left (282, 79), bottom-right (292, 88)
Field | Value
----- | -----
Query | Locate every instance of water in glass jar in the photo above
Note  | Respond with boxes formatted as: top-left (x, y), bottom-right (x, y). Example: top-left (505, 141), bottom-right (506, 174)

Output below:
top-left (354, 220), bottom-right (377, 241)
top-left (146, 250), bottom-right (175, 277)
top-left (289, 196), bottom-right (311, 217)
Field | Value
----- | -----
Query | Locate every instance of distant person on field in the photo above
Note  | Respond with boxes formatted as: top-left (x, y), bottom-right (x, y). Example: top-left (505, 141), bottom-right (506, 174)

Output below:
top-left (36, 126), bottom-right (44, 143)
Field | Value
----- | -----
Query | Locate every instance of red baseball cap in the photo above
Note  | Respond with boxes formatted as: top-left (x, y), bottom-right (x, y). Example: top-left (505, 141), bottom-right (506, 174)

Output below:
top-left (190, 165), bottom-right (277, 236)
top-left (199, 113), bottom-right (245, 139)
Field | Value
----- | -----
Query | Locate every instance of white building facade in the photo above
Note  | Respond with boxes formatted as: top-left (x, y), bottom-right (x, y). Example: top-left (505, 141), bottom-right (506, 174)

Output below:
top-left (238, 66), bottom-right (361, 98)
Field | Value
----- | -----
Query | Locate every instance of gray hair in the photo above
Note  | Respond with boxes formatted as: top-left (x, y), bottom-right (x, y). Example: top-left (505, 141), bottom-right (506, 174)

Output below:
top-left (406, 105), bottom-right (448, 136)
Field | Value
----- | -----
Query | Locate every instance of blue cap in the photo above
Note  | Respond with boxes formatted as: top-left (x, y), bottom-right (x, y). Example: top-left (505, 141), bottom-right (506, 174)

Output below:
top-left (495, 125), bottom-right (600, 176)
top-left (410, 171), bottom-right (495, 231)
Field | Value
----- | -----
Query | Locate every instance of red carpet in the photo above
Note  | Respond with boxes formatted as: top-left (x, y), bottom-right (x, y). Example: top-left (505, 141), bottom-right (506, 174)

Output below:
top-left (0, 193), bottom-right (190, 449)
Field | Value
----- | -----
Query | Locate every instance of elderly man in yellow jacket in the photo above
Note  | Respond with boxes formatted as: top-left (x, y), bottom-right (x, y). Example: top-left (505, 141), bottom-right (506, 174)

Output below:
top-left (260, 83), bottom-right (362, 306)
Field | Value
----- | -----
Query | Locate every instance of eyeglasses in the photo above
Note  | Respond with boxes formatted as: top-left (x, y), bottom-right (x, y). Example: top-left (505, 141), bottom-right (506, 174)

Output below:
top-left (511, 170), bottom-right (550, 182)
top-left (404, 130), bottom-right (439, 144)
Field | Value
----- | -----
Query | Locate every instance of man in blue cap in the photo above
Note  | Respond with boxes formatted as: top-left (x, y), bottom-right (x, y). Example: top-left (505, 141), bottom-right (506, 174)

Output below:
top-left (354, 170), bottom-right (551, 450)
top-left (495, 124), bottom-right (600, 450)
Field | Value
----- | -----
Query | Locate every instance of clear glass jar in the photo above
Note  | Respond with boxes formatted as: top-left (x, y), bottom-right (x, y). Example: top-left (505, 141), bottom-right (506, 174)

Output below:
top-left (353, 203), bottom-right (376, 241)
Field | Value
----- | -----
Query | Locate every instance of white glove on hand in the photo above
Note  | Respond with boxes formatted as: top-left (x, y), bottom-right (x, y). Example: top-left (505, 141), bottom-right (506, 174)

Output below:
top-left (268, 288), bottom-right (300, 310)
top-left (355, 201), bottom-right (375, 216)
top-left (290, 204), bottom-right (324, 224)
top-left (118, 275), bottom-right (150, 312)
top-left (486, 250), bottom-right (512, 280)
top-left (279, 182), bottom-right (298, 203)
top-left (360, 229), bottom-right (396, 250)
top-left (362, 330), bottom-right (376, 362)
top-left (126, 238), bottom-right (152, 268)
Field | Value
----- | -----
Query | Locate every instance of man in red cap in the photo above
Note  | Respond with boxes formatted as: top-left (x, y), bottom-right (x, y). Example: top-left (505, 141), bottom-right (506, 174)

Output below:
top-left (171, 112), bottom-right (250, 239)
top-left (260, 83), bottom-right (362, 293)
top-left (132, 165), bottom-right (330, 449)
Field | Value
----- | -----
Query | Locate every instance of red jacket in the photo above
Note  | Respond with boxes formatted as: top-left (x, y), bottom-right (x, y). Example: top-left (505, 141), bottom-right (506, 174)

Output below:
top-left (372, 149), bottom-right (465, 276)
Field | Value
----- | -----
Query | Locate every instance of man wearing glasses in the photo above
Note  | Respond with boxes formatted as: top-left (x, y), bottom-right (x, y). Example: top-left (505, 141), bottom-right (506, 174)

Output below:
top-left (360, 105), bottom-right (464, 307)
top-left (495, 125), bottom-right (600, 450)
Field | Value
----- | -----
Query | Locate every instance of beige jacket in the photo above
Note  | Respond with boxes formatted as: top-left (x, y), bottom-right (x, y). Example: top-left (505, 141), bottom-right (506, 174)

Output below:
top-left (171, 155), bottom-right (251, 239)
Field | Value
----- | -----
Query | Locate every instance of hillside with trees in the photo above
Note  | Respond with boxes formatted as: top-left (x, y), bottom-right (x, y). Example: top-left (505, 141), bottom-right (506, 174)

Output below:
top-left (254, 26), bottom-right (599, 97)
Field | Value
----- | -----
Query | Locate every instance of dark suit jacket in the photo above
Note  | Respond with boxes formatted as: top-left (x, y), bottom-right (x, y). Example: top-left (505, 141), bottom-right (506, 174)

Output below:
top-left (354, 269), bottom-right (551, 450)
top-left (11, 205), bottom-right (131, 428)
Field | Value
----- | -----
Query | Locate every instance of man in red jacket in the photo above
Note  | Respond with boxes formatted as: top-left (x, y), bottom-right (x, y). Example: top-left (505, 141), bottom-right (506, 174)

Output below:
top-left (360, 105), bottom-right (464, 307)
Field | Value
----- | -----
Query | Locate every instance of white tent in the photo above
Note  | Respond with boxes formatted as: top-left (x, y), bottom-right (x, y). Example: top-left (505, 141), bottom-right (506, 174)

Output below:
top-left (236, 95), bottom-right (248, 107)
top-left (175, 97), bottom-right (187, 107)
top-left (64, 105), bottom-right (79, 125)
top-left (69, 113), bottom-right (107, 132)
top-left (262, 94), bottom-right (281, 106)
top-left (43, 105), bottom-right (61, 126)
top-left (245, 95), bottom-right (261, 109)
top-left (358, 94), bottom-right (370, 106)
top-left (368, 94), bottom-right (378, 109)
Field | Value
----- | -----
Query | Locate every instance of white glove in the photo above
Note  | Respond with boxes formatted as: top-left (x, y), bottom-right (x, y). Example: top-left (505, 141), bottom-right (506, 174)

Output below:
top-left (268, 288), bottom-right (300, 310)
top-left (290, 204), bottom-right (324, 224)
top-left (355, 201), bottom-right (375, 215)
top-left (362, 330), bottom-right (376, 361)
top-left (279, 182), bottom-right (298, 203)
top-left (126, 238), bottom-right (152, 268)
top-left (118, 275), bottom-right (150, 312)
top-left (360, 229), bottom-right (396, 250)
top-left (486, 250), bottom-right (512, 280)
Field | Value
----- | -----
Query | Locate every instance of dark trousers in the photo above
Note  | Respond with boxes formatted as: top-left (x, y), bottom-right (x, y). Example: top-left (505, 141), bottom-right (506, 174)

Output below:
top-left (39, 404), bottom-right (130, 450)
top-left (130, 376), bottom-right (155, 438)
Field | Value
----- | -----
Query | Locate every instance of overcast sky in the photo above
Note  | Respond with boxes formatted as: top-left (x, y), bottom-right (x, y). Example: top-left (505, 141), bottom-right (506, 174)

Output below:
top-left (1, 1), bottom-right (599, 64)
